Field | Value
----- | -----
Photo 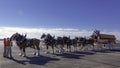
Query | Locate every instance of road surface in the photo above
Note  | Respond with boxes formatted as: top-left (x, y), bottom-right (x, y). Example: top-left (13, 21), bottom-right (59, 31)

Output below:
top-left (0, 41), bottom-right (120, 68)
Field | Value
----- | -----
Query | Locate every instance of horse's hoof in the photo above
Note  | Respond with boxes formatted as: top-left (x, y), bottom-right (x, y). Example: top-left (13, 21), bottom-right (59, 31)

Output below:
top-left (19, 53), bottom-right (22, 56)
top-left (46, 52), bottom-right (50, 54)
top-left (35, 53), bottom-right (40, 56)
top-left (37, 54), bottom-right (40, 56)
top-left (22, 55), bottom-right (26, 57)
top-left (33, 52), bottom-right (36, 55)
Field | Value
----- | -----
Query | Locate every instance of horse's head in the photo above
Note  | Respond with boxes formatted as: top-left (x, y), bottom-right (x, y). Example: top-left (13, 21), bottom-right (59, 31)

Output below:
top-left (41, 33), bottom-right (46, 39)
top-left (10, 33), bottom-right (23, 41)
top-left (46, 33), bottom-right (52, 39)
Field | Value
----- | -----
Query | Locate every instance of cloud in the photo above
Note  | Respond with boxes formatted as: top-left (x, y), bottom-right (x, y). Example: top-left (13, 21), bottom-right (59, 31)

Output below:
top-left (0, 27), bottom-right (120, 40)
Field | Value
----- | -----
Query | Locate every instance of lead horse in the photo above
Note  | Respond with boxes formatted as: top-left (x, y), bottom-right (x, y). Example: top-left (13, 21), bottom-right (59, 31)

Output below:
top-left (10, 33), bottom-right (40, 57)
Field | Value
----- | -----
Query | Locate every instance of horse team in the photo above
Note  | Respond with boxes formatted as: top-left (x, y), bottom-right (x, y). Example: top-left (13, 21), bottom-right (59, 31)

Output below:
top-left (10, 30), bottom-right (116, 57)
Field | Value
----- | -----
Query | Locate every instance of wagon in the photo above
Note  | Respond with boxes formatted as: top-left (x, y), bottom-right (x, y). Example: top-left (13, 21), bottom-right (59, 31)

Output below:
top-left (92, 30), bottom-right (116, 45)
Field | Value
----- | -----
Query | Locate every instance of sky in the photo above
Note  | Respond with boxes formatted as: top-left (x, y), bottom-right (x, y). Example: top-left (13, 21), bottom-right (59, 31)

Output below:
top-left (0, 0), bottom-right (120, 39)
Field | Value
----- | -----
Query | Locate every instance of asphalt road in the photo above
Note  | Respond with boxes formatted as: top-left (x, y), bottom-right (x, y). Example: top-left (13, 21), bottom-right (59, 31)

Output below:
top-left (1, 41), bottom-right (120, 68)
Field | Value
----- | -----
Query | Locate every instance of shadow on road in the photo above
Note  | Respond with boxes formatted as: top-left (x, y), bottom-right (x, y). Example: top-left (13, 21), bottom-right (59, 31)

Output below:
top-left (109, 49), bottom-right (120, 52)
top-left (8, 55), bottom-right (60, 65)
top-left (54, 53), bottom-right (84, 59)
top-left (6, 49), bottom-right (120, 66)
top-left (92, 49), bottom-right (120, 53)
top-left (73, 51), bottom-right (95, 55)
top-left (7, 58), bottom-right (26, 65)
top-left (26, 56), bottom-right (60, 65)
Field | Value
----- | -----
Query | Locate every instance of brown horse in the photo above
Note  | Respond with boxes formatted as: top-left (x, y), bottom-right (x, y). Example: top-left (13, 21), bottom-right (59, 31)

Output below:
top-left (10, 33), bottom-right (40, 57)
top-left (75, 37), bottom-right (95, 51)
top-left (55, 36), bottom-right (73, 53)
top-left (55, 36), bottom-right (65, 53)
top-left (62, 36), bottom-right (72, 52)
top-left (71, 37), bottom-right (80, 52)
top-left (41, 33), bottom-right (56, 54)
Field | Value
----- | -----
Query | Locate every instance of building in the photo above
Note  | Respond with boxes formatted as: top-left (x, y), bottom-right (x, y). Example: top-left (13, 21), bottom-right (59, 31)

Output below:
top-left (98, 34), bottom-right (116, 44)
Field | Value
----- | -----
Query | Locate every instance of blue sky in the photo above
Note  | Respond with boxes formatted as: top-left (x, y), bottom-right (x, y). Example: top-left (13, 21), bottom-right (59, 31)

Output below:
top-left (0, 0), bottom-right (120, 31)
top-left (0, 0), bottom-right (120, 40)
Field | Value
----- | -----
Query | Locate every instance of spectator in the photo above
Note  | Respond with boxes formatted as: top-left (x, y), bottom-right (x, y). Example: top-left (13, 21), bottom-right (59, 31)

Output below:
top-left (3, 38), bottom-right (13, 58)
top-left (3, 38), bottom-right (7, 57)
